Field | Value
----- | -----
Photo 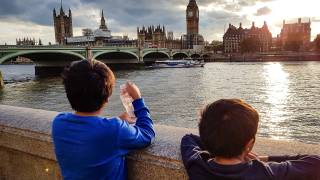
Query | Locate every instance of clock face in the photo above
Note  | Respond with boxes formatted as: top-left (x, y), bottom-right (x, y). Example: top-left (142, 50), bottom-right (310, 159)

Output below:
top-left (188, 11), bottom-right (193, 17)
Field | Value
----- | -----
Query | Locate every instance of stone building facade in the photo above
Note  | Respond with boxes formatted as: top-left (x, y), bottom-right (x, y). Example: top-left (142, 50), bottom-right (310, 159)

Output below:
top-left (223, 22), bottom-right (272, 53)
top-left (16, 38), bottom-right (42, 46)
top-left (279, 18), bottom-right (311, 50)
top-left (137, 26), bottom-right (182, 49)
top-left (53, 4), bottom-right (73, 45)
top-left (166, 32), bottom-right (183, 49)
top-left (137, 25), bottom-right (167, 48)
top-left (65, 10), bottom-right (136, 47)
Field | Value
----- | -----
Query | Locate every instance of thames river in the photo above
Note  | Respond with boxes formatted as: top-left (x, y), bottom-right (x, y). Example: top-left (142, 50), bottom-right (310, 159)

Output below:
top-left (0, 62), bottom-right (319, 144)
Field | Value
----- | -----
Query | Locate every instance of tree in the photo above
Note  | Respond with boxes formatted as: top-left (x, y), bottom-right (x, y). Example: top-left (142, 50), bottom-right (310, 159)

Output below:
top-left (211, 41), bottom-right (224, 53)
top-left (284, 32), bottom-right (303, 51)
top-left (240, 37), bottom-right (260, 53)
top-left (38, 39), bottom-right (43, 46)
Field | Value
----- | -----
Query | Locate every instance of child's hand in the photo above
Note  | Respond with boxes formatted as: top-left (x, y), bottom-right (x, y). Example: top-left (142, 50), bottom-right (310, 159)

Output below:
top-left (118, 112), bottom-right (136, 124)
top-left (125, 82), bottom-right (141, 100)
top-left (245, 152), bottom-right (269, 162)
top-left (118, 112), bottom-right (129, 121)
top-left (245, 152), bottom-right (259, 161)
top-left (258, 156), bottom-right (268, 162)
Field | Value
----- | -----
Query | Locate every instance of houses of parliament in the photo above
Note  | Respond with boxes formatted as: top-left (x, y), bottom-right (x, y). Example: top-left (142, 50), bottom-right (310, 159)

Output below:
top-left (137, 0), bottom-right (204, 49)
top-left (53, 0), bottom-right (204, 50)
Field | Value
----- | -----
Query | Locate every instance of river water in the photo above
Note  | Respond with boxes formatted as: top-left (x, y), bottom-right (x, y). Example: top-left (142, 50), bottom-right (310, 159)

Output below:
top-left (0, 62), bottom-right (319, 144)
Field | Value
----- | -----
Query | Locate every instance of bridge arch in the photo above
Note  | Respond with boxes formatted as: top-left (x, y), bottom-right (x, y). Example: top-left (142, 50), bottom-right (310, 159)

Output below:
top-left (202, 53), bottom-right (212, 61)
top-left (0, 50), bottom-right (85, 64)
top-left (190, 53), bottom-right (201, 59)
top-left (172, 52), bottom-right (189, 59)
top-left (93, 51), bottom-right (139, 62)
top-left (143, 51), bottom-right (170, 63)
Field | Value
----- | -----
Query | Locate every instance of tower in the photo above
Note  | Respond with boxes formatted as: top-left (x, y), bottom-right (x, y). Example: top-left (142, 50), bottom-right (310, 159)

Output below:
top-left (99, 10), bottom-right (108, 30)
top-left (186, 0), bottom-right (199, 35)
top-left (53, 0), bottom-right (73, 45)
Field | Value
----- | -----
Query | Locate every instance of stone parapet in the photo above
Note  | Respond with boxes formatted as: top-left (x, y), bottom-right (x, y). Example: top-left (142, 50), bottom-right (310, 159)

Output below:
top-left (0, 105), bottom-right (319, 179)
top-left (0, 71), bottom-right (4, 89)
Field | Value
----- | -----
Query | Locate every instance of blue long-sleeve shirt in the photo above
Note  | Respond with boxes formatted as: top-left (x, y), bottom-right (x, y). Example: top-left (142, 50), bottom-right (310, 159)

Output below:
top-left (52, 98), bottom-right (155, 180)
top-left (181, 134), bottom-right (320, 180)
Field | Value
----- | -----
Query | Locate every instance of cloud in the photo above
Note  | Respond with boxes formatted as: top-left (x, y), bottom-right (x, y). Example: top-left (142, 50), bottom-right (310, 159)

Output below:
top-left (0, 0), bottom-right (285, 44)
top-left (255, 6), bottom-right (272, 16)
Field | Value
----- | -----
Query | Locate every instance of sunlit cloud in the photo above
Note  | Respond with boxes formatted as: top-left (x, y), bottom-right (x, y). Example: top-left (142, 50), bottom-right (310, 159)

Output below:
top-left (0, 0), bottom-right (319, 45)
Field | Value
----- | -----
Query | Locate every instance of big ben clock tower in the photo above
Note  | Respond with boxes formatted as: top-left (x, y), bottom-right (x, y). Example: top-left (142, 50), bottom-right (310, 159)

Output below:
top-left (186, 0), bottom-right (199, 35)
top-left (183, 0), bottom-right (203, 49)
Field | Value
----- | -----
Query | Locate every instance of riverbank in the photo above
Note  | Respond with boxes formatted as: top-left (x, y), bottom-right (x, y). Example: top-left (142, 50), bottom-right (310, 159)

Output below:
top-left (0, 105), bottom-right (319, 179)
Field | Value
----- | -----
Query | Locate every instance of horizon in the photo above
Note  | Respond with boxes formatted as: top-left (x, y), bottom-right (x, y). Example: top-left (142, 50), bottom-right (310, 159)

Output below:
top-left (0, 0), bottom-right (319, 45)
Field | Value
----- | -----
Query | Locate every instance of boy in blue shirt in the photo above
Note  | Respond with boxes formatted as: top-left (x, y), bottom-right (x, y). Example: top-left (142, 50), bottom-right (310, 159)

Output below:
top-left (52, 60), bottom-right (155, 180)
top-left (181, 99), bottom-right (320, 180)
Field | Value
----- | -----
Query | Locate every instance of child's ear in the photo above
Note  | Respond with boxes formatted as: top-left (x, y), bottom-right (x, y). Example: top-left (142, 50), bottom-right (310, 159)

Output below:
top-left (245, 138), bottom-right (255, 152)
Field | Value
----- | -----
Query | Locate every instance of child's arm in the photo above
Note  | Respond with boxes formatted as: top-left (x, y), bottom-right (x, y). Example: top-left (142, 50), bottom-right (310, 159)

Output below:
top-left (180, 134), bottom-right (208, 169)
top-left (117, 82), bottom-right (155, 150)
top-left (117, 98), bottom-right (155, 150)
top-left (268, 154), bottom-right (309, 162)
top-left (268, 155), bottom-right (320, 179)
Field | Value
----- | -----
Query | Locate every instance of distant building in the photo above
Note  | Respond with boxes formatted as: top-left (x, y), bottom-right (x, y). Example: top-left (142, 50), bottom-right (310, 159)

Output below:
top-left (279, 18), bottom-right (311, 50)
top-left (223, 22), bottom-right (272, 53)
top-left (137, 25), bottom-right (167, 48)
top-left (166, 31), bottom-right (183, 49)
top-left (182, 0), bottom-right (204, 50)
top-left (16, 38), bottom-right (42, 46)
top-left (65, 10), bottom-right (136, 47)
top-left (53, 2), bottom-right (73, 45)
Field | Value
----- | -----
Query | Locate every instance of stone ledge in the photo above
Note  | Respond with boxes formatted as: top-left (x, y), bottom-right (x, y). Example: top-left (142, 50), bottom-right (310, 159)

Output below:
top-left (0, 71), bottom-right (4, 89)
top-left (0, 105), bottom-right (320, 179)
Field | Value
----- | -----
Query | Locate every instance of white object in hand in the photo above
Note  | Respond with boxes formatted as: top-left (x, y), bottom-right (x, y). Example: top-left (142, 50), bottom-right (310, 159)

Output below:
top-left (120, 84), bottom-right (136, 122)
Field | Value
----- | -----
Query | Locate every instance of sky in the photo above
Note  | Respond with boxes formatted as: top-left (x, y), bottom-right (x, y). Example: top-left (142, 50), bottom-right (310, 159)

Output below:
top-left (0, 0), bottom-right (319, 45)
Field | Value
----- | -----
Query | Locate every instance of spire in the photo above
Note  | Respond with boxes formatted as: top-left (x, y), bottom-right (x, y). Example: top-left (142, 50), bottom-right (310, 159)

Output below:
top-left (263, 21), bottom-right (268, 28)
top-left (60, 0), bottom-right (64, 15)
top-left (251, 21), bottom-right (255, 28)
top-left (189, 0), bottom-right (197, 5)
top-left (99, 9), bottom-right (107, 30)
top-left (53, 8), bottom-right (56, 17)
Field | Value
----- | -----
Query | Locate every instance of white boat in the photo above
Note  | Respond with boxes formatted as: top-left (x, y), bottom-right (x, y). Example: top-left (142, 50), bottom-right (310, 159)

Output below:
top-left (148, 59), bottom-right (205, 69)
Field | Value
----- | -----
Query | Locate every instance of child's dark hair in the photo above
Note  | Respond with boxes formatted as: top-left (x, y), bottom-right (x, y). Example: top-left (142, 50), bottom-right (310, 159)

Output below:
top-left (62, 59), bottom-right (115, 112)
top-left (199, 99), bottom-right (259, 158)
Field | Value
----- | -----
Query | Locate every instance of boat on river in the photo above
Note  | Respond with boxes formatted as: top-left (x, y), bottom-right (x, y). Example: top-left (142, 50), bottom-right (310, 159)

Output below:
top-left (148, 59), bottom-right (205, 69)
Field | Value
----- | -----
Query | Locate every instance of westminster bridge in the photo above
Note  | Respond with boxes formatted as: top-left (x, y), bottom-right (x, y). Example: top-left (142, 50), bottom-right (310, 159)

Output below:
top-left (0, 45), bottom-right (212, 75)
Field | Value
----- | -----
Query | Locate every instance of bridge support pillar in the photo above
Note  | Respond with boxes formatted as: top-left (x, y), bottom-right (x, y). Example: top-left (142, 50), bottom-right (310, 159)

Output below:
top-left (0, 71), bottom-right (4, 89)
top-left (169, 49), bottom-right (173, 60)
top-left (138, 47), bottom-right (143, 62)
top-left (86, 46), bottom-right (93, 60)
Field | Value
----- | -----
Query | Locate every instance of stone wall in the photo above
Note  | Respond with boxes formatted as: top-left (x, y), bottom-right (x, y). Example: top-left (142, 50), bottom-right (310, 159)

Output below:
top-left (0, 105), bottom-right (319, 180)
top-left (0, 71), bottom-right (4, 89)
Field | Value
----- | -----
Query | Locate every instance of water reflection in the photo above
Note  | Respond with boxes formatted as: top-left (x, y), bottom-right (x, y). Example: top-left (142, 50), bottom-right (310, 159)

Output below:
top-left (1, 63), bottom-right (320, 143)
top-left (263, 62), bottom-right (290, 140)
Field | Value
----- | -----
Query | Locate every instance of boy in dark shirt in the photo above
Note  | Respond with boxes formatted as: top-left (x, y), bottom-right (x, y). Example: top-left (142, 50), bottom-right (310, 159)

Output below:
top-left (181, 99), bottom-right (320, 180)
top-left (52, 60), bottom-right (155, 180)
